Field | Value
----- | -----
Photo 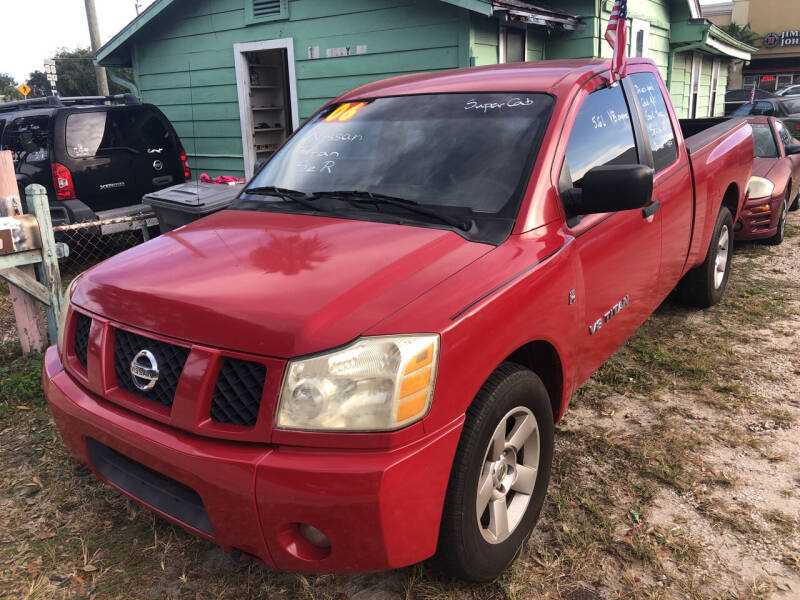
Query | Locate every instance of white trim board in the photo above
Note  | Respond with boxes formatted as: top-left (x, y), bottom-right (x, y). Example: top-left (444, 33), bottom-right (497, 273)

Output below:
top-left (234, 38), bottom-right (300, 179)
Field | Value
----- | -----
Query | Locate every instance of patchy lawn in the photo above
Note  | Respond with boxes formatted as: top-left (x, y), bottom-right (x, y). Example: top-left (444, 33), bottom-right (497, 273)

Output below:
top-left (1, 222), bottom-right (799, 600)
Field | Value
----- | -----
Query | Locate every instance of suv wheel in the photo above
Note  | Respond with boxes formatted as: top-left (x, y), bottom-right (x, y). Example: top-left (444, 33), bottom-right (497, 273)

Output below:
top-left (433, 362), bottom-right (554, 581)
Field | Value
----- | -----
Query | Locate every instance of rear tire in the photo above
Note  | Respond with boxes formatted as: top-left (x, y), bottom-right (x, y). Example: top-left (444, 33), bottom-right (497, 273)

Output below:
top-left (676, 206), bottom-right (733, 308)
top-left (433, 362), bottom-right (554, 582)
top-left (764, 194), bottom-right (788, 246)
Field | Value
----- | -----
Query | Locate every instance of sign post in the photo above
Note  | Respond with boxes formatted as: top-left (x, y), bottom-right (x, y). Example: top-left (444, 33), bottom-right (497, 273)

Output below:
top-left (44, 59), bottom-right (58, 96)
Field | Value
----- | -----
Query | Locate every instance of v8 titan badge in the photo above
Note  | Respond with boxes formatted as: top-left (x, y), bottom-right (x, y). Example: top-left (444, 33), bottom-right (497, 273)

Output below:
top-left (152, 160), bottom-right (164, 171)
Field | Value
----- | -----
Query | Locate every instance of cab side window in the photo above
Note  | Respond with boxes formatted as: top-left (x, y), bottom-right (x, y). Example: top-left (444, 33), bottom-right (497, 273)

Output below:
top-left (629, 72), bottom-right (678, 171)
top-left (1, 116), bottom-right (50, 165)
top-left (562, 84), bottom-right (637, 190)
top-left (774, 119), bottom-right (794, 149)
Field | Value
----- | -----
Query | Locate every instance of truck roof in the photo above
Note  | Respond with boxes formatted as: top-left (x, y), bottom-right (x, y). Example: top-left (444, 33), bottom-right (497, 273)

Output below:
top-left (338, 58), bottom-right (656, 102)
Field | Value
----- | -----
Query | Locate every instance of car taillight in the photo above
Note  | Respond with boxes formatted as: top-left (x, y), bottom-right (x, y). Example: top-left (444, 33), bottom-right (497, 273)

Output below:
top-left (51, 163), bottom-right (76, 201)
top-left (794, 122), bottom-right (800, 132)
top-left (180, 148), bottom-right (191, 180)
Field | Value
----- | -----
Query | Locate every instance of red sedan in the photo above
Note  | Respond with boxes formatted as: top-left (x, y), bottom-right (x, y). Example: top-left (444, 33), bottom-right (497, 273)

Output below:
top-left (736, 116), bottom-right (800, 245)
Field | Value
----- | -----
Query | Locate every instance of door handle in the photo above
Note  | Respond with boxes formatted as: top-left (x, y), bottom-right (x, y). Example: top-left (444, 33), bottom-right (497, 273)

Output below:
top-left (642, 199), bottom-right (660, 219)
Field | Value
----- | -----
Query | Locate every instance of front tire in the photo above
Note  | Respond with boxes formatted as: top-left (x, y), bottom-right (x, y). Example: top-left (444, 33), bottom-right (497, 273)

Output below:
top-left (434, 363), bottom-right (554, 582)
top-left (676, 206), bottom-right (733, 308)
top-left (764, 193), bottom-right (788, 246)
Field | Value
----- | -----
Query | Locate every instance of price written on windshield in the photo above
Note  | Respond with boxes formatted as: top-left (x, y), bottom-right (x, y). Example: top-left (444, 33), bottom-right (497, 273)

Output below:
top-left (325, 102), bottom-right (367, 122)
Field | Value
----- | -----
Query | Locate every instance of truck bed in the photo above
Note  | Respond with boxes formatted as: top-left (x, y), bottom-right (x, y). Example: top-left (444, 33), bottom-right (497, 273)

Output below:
top-left (678, 117), bottom-right (746, 155)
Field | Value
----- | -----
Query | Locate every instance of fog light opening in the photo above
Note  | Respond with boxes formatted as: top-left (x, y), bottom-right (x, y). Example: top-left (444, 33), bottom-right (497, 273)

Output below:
top-left (299, 523), bottom-right (331, 548)
top-left (277, 522), bottom-right (333, 561)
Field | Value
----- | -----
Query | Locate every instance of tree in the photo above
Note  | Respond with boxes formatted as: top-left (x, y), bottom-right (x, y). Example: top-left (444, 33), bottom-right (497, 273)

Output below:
top-left (47, 47), bottom-right (135, 97)
top-left (27, 71), bottom-right (50, 98)
top-left (0, 73), bottom-right (23, 101)
top-left (51, 47), bottom-right (97, 96)
top-left (719, 23), bottom-right (761, 46)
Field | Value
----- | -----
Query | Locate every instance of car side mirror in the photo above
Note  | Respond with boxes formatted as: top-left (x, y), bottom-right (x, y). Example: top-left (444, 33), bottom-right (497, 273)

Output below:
top-left (562, 164), bottom-right (654, 217)
top-left (254, 160), bottom-right (265, 172)
top-left (786, 143), bottom-right (800, 155)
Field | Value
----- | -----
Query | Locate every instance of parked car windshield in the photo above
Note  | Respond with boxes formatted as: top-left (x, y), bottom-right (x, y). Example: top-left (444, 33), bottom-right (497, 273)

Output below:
top-left (65, 107), bottom-right (177, 158)
top-left (751, 123), bottom-right (778, 158)
top-left (237, 93), bottom-right (555, 244)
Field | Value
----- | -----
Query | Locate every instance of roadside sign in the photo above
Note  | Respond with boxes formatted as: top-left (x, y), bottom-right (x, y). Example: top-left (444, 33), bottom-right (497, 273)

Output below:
top-left (17, 83), bottom-right (31, 97)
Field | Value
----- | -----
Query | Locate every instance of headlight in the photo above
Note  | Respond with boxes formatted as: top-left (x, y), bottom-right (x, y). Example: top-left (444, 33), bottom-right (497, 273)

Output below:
top-left (747, 176), bottom-right (774, 200)
top-left (56, 276), bottom-right (81, 356)
top-left (276, 335), bottom-right (439, 431)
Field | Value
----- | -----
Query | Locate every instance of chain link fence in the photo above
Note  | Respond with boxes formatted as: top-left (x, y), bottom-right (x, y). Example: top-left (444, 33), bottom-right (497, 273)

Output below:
top-left (54, 211), bottom-right (159, 280)
top-left (1, 211), bottom-right (159, 345)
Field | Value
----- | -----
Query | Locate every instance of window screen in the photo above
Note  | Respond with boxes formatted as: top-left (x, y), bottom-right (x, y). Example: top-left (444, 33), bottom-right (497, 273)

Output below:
top-left (66, 108), bottom-right (176, 158)
top-left (563, 85), bottom-right (637, 187)
top-left (629, 72), bottom-right (678, 171)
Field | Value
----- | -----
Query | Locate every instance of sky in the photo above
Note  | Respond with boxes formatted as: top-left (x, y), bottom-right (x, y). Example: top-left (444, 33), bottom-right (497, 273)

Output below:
top-left (1, 0), bottom-right (157, 84)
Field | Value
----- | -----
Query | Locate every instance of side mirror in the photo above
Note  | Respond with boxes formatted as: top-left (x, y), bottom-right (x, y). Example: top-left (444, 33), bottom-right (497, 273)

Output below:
top-left (254, 160), bottom-right (265, 172)
top-left (785, 143), bottom-right (800, 155)
top-left (563, 164), bottom-right (654, 217)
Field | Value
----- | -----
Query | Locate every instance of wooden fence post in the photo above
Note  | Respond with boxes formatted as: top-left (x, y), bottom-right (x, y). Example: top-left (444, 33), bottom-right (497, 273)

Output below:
top-left (0, 152), bottom-right (48, 352)
top-left (27, 184), bottom-right (63, 344)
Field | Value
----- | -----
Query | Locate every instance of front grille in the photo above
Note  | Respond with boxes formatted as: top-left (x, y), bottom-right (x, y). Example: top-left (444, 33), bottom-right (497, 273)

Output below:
top-left (210, 358), bottom-right (266, 426)
top-left (74, 314), bottom-right (91, 369)
top-left (114, 328), bottom-right (189, 407)
top-left (86, 438), bottom-right (214, 536)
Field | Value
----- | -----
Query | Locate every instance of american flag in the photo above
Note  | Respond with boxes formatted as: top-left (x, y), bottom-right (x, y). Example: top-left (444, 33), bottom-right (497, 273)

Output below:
top-left (604, 0), bottom-right (628, 84)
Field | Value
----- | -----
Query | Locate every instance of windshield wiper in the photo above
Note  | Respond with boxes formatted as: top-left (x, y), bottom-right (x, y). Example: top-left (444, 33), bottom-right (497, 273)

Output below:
top-left (242, 186), bottom-right (322, 211)
top-left (314, 190), bottom-right (470, 231)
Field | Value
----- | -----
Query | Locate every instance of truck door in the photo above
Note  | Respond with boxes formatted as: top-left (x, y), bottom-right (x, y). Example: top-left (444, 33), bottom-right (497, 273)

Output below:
top-left (627, 71), bottom-right (692, 297)
top-left (557, 80), bottom-right (662, 380)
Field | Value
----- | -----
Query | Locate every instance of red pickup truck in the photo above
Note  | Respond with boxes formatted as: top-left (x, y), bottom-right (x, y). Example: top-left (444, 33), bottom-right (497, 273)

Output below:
top-left (44, 59), bottom-right (753, 581)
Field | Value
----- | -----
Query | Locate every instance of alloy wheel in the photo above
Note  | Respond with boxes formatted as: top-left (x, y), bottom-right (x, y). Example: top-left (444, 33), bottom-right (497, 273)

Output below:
top-left (476, 406), bottom-right (540, 544)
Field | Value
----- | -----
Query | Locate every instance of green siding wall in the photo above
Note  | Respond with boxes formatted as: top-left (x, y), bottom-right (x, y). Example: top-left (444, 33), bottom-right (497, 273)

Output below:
top-left (471, 13), bottom-right (498, 65)
top-left (132, 0), bottom-right (468, 177)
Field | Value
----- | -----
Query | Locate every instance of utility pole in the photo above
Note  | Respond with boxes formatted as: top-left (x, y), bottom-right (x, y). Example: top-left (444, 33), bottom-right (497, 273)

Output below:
top-left (84, 0), bottom-right (110, 96)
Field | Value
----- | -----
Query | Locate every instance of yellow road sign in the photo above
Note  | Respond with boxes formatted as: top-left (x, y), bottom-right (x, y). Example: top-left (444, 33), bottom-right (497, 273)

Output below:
top-left (17, 83), bottom-right (31, 97)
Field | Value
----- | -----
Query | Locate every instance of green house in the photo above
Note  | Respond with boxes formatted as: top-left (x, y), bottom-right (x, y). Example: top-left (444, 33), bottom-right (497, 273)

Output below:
top-left (96, 0), bottom-right (754, 178)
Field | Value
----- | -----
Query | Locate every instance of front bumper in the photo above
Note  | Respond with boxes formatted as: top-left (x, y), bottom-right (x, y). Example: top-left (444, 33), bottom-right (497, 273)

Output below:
top-left (43, 346), bottom-right (462, 572)
top-left (734, 194), bottom-right (781, 240)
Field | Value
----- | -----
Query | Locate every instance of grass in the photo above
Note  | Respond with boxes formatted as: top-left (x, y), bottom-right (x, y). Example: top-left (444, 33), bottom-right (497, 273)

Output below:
top-left (1, 225), bottom-right (799, 599)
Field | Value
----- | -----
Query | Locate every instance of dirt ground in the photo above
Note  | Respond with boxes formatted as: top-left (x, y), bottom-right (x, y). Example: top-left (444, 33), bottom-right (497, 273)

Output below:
top-left (0, 220), bottom-right (798, 600)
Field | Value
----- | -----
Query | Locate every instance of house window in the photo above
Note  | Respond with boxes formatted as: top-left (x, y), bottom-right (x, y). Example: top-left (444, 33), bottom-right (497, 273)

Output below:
top-left (631, 19), bottom-right (650, 58)
top-left (246, 0), bottom-right (288, 24)
top-left (500, 26), bottom-right (526, 63)
top-left (777, 74), bottom-right (793, 90)
top-left (743, 75), bottom-right (756, 90)
top-left (709, 58), bottom-right (721, 117)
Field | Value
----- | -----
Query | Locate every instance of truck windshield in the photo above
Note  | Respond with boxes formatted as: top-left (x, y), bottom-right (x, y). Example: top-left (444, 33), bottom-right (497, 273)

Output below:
top-left (236, 93), bottom-right (554, 244)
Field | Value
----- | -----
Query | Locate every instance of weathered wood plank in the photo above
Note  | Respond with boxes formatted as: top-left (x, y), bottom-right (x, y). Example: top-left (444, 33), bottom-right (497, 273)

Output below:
top-left (0, 268), bottom-right (50, 305)
top-left (28, 185), bottom-right (63, 345)
top-left (0, 153), bottom-right (48, 352)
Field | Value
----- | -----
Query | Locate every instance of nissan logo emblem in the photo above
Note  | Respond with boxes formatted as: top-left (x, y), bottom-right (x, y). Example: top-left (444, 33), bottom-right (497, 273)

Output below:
top-left (130, 349), bottom-right (159, 391)
top-left (152, 159), bottom-right (164, 171)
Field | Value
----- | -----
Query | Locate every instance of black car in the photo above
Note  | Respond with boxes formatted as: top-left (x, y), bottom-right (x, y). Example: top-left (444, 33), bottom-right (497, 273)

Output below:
top-left (732, 97), bottom-right (800, 137)
top-left (724, 88), bottom-right (777, 115)
top-left (0, 94), bottom-right (190, 225)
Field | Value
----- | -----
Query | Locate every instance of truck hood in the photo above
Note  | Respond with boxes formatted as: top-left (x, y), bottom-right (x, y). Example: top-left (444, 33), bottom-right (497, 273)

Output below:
top-left (72, 210), bottom-right (491, 357)
top-left (751, 157), bottom-right (778, 180)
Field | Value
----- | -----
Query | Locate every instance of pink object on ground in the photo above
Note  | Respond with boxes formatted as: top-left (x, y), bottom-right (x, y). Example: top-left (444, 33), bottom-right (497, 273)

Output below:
top-left (200, 173), bottom-right (245, 184)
